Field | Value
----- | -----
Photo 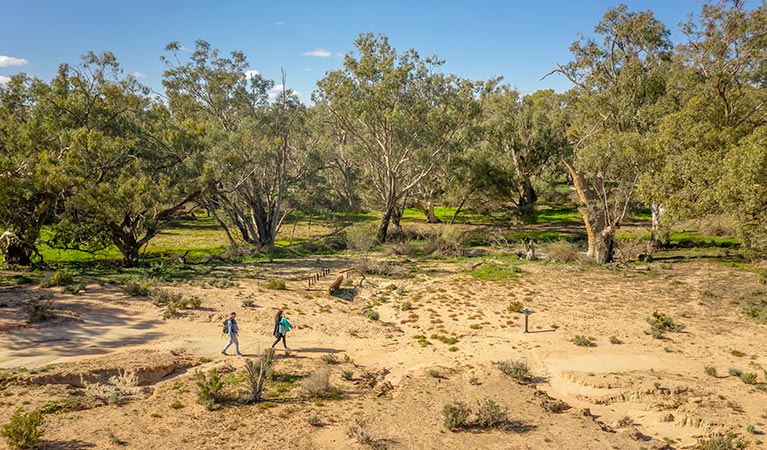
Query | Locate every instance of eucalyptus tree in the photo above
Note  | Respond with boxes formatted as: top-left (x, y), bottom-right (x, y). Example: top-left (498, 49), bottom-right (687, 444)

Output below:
top-left (643, 0), bottom-right (767, 250)
top-left (552, 4), bottom-right (673, 263)
top-left (163, 41), bottom-right (315, 248)
top-left (0, 74), bottom-right (59, 266)
top-left (314, 33), bottom-right (485, 242)
top-left (481, 87), bottom-right (568, 216)
top-left (45, 52), bottom-right (201, 266)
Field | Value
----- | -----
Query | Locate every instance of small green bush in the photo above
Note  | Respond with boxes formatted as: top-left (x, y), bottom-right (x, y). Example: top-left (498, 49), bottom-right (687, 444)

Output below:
top-left (22, 300), bottom-right (55, 323)
top-left (740, 372), bottom-right (758, 385)
top-left (307, 415), bottom-right (321, 427)
top-left (264, 279), bottom-right (286, 290)
top-left (704, 366), bottom-right (718, 377)
top-left (1, 408), bottom-right (44, 450)
top-left (321, 354), bottom-right (339, 365)
top-left (39, 270), bottom-right (74, 288)
top-left (431, 334), bottom-right (458, 345)
top-left (121, 279), bottom-right (152, 296)
top-left (61, 283), bottom-right (86, 295)
top-left (442, 402), bottom-right (471, 431)
top-left (647, 311), bottom-right (684, 338)
top-left (497, 359), bottom-right (531, 383)
top-left (365, 310), bottom-right (380, 321)
top-left (573, 335), bottom-right (594, 347)
top-left (475, 399), bottom-right (507, 428)
top-left (728, 368), bottom-right (743, 377)
top-left (193, 369), bottom-right (224, 410)
top-left (151, 288), bottom-right (182, 306)
top-left (400, 301), bottom-right (412, 311)
top-left (162, 303), bottom-right (178, 320)
top-left (341, 370), bottom-right (353, 381)
top-left (696, 433), bottom-right (744, 450)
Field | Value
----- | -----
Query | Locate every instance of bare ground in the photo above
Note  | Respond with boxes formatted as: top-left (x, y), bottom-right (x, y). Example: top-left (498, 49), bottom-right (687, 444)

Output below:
top-left (1, 254), bottom-right (766, 449)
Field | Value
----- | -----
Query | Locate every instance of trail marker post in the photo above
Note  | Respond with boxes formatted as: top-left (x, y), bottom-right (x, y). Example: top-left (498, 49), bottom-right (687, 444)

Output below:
top-left (522, 309), bottom-right (532, 333)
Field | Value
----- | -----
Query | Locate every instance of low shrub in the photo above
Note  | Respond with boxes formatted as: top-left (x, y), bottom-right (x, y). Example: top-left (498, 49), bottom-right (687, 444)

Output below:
top-left (507, 301), bottom-right (524, 313)
top-left (346, 416), bottom-right (373, 446)
top-left (365, 310), bottom-right (380, 321)
top-left (497, 359), bottom-right (531, 383)
top-left (39, 270), bottom-right (74, 288)
top-left (647, 311), bottom-right (684, 338)
top-left (302, 368), bottom-right (333, 398)
top-left (1, 408), bottom-right (44, 450)
top-left (264, 279), bottom-right (286, 290)
top-left (544, 240), bottom-right (582, 263)
top-left (321, 354), bottom-right (340, 365)
top-left (400, 301), bottom-right (412, 311)
top-left (121, 279), bottom-right (152, 296)
top-left (442, 401), bottom-right (471, 431)
top-left (475, 399), bottom-right (507, 428)
top-left (193, 369), bottom-right (224, 410)
top-left (424, 227), bottom-right (469, 258)
top-left (740, 372), bottom-right (758, 384)
top-left (573, 335), bottom-right (594, 347)
top-left (151, 288), bottom-right (183, 306)
top-left (23, 299), bottom-right (55, 323)
top-left (696, 433), bottom-right (744, 450)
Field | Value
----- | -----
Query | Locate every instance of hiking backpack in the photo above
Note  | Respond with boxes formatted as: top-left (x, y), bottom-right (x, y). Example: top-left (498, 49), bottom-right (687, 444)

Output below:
top-left (222, 318), bottom-right (229, 334)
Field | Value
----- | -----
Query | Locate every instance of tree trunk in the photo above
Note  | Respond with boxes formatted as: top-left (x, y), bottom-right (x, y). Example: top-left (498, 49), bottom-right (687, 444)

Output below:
top-left (414, 201), bottom-right (442, 223)
top-left (650, 203), bottom-right (669, 247)
top-left (377, 206), bottom-right (394, 243)
top-left (511, 146), bottom-right (537, 217)
top-left (564, 158), bottom-right (615, 264)
top-left (517, 177), bottom-right (538, 217)
top-left (0, 232), bottom-right (33, 267)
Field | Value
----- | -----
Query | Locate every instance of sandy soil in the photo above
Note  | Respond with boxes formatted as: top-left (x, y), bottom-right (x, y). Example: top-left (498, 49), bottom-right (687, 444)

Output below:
top-left (1, 255), bottom-right (766, 449)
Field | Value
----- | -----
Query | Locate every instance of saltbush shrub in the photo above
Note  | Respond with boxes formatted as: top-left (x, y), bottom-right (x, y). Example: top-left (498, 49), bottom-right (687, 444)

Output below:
top-left (1, 408), bottom-right (44, 450)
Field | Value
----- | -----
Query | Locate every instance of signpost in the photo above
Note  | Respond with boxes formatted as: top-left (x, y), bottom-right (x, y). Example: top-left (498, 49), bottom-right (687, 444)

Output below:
top-left (522, 308), bottom-right (532, 333)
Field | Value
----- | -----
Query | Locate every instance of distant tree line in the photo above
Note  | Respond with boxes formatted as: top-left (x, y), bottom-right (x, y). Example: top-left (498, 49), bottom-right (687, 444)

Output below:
top-left (1, 1), bottom-right (765, 266)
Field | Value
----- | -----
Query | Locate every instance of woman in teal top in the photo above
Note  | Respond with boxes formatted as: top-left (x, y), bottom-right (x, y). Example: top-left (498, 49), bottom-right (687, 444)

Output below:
top-left (271, 309), bottom-right (293, 350)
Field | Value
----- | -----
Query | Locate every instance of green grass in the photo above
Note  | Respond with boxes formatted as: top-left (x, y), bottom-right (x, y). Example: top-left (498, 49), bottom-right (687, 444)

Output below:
top-left (505, 231), bottom-right (576, 243)
top-left (534, 207), bottom-right (581, 224)
top-left (669, 231), bottom-right (739, 249)
top-left (468, 262), bottom-right (524, 281)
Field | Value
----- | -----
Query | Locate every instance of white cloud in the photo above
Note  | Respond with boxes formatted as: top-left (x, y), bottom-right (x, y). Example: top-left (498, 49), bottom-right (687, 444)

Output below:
top-left (0, 55), bottom-right (28, 67)
top-left (244, 70), bottom-right (260, 80)
top-left (275, 21), bottom-right (284, 26)
top-left (0, 75), bottom-right (10, 84)
top-left (301, 48), bottom-right (331, 58)
top-left (267, 84), bottom-right (302, 100)
top-left (131, 71), bottom-right (145, 78)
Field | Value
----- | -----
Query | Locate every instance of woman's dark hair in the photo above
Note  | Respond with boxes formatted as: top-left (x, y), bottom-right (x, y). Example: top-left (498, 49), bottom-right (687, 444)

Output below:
top-left (274, 309), bottom-right (283, 323)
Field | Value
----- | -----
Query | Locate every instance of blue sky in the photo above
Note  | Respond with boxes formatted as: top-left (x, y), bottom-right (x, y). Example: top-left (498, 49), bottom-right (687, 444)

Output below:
top-left (1, 1), bottom-right (705, 101)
